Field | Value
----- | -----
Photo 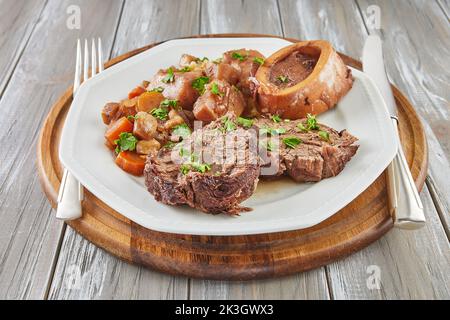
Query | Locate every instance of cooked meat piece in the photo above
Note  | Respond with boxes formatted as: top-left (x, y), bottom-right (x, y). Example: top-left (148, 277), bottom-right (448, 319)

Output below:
top-left (204, 61), bottom-right (240, 85)
top-left (179, 54), bottom-right (199, 67)
top-left (193, 80), bottom-right (246, 122)
top-left (148, 68), bottom-right (203, 110)
top-left (133, 112), bottom-right (158, 140)
top-left (248, 117), bottom-right (359, 182)
top-left (101, 102), bottom-right (121, 125)
top-left (222, 49), bottom-right (265, 96)
top-left (145, 119), bottom-right (260, 214)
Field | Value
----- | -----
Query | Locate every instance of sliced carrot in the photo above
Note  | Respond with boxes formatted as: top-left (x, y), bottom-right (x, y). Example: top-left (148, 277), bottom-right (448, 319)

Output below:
top-left (136, 91), bottom-right (165, 112)
top-left (128, 86), bottom-right (146, 99)
top-left (115, 151), bottom-right (146, 176)
top-left (105, 117), bottom-right (134, 145)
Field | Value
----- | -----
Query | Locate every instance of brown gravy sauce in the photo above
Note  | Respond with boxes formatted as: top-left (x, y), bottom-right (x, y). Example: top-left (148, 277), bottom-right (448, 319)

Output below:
top-left (269, 51), bottom-right (318, 88)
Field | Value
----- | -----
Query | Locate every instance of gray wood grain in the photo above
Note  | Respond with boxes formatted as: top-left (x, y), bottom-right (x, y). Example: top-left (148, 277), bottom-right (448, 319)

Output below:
top-left (189, 0), bottom-right (330, 300)
top-left (0, 0), bottom-right (123, 299)
top-left (0, 0), bottom-right (47, 97)
top-left (48, 0), bottom-right (201, 300)
top-left (356, 0), bottom-right (450, 233)
top-left (201, 0), bottom-right (283, 34)
top-left (279, 0), bottom-right (450, 299)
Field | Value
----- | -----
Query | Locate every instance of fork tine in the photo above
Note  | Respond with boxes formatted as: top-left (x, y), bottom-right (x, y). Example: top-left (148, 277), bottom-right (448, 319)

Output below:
top-left (73, 39), bottom-right (81, 93)
top-left (83, 39), bottom-right (89, 82)
top-left (91, 39), bottom-right (97, 77)
top-left (98, 38), bottom-right (104, 73)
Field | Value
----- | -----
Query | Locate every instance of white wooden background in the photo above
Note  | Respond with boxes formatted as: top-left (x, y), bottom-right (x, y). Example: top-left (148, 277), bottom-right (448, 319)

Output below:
top-left (0, 0), bottom-right (449, 300)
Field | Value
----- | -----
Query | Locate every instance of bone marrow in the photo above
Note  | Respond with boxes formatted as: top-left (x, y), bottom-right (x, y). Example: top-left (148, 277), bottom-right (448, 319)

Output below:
top-left (256, 40), bottom-right (354, 119)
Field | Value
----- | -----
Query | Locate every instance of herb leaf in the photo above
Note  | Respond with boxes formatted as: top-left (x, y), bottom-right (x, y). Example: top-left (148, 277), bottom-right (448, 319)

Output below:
top-left (192, 76), bottom-right (210, 94)
top-left (306, 113), bottom-right (319, 130)
top-left (237, 117), bottom-right (254, 128)
top-left (222, 116), bottom-right (236, 132)
top-left (277, 75), bottom-right (289, 83)
top-left (271, 114), bottom-right (282, 123)
top-left (172, 124), bottom-right (191, 139)
top-left (253, 57), bottom-right (265, 65)
top-left (150, 107), bottom-right (169, 120)
top-left (160, 99), bottom-right (178, 108)
top-left (318, 130), bottom-right (330, 141)
top-left (114, 132), bottom-right (138, 153)
top-left (283, 137), bottom-right (302, 149)
top-left (179, 66), bottom-right (191, 73)
top-left (149, 86), bottom-right (164, 93)
top-left (297, 123), bottom-right (308, 132)
top-left (259, 126), bottom-right (286, 136)
top-left (164, 141), bottom-right (176, 149)
top-left (162, 67), bottom-right (175, 83)
top-left (211, 83), bottom-right (224, 97)
top-left (231, 52), bottom-right (247, 61)
top-left (266, 140), bottom-right (276, 152)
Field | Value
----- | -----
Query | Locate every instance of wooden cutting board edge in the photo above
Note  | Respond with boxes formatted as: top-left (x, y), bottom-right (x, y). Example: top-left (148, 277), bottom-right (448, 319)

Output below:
top-left (36, 34), bottom-right (428, 280)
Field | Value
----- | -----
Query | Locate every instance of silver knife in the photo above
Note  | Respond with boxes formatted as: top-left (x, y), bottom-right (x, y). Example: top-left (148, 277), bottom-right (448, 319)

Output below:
top-left (362, 35), bottom-right (425, 229)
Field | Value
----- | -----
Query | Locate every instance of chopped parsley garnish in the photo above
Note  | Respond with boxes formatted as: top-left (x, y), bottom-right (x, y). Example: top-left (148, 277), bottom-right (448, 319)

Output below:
top-left (222, 116), bottom-right (236, 132)
top-left (283, 137), bottom-right (302, 149)
top-left (266, 140), bottom-right (276, 152)
top-left (191, 163), bottom-right (211, 173)
top-left (127, 115), bottom-right (136, 121)
top-left (231, 52), bottom-right (247, 61)
top-left (179, 147), bottom-right (191, 158)
top-left (259, 126), bottom-right (286, 136)
top-left (149, 86), bottom-right (164, 93)
top-left (150, 107), bottom-right (169, 120)
top-left (306, 113), bottom-right (319, 130)
top-left (192, 76), bottom-right (210, 94)
top-left (180, 164), bottom-right (191, 175)
top-left (318, 130), bottom-right (330, 141)
top-left (271, 114), bottom-right (282, 123)
top-left (297, 122), bottom-right (308, 132)
top-left (179, 66), bottom-right (192, 72)
top-left (160, 99), bottom-right (178, 108)
top-left (211, 83), bottom-right (224, 97)
top-left (213, 57), bottom-right (223, 64)
top-left (253, 57), bottom-right (265, 65)
top-left (179, 149), bottom-right (211, 175)
top-left (277, 75), bottom-right (289, 83)
top-left (114, 132), bottom-right (138, 154)
top-left (164, 141), bottom-right (176, 149)
top-left (237, 117), bottom-right (254, 128)
top-left (172, 124), bottom-right (191, 139)
top-left (162, 67), bottom-right (175, 83)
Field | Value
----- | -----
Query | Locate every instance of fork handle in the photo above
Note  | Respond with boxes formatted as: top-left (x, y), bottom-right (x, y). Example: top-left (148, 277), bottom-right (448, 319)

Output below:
top-left (56, 169), bottom-right (82, 220)
top-left (389, 119), bottom-right (426, 229)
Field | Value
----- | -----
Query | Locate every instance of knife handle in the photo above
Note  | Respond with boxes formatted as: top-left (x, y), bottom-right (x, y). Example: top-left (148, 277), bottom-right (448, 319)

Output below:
top-left (388, 119), bottom-right (426, 229)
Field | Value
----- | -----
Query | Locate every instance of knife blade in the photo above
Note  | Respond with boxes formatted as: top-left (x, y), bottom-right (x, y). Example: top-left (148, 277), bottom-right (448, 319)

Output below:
top-left (362, 35), bottom-right (425, 229)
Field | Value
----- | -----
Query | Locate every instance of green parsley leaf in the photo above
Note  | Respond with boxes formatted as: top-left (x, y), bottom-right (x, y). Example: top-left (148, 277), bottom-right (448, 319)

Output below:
top-left (164, 141), bottom-right (176, 149)
top-left (191, 162), bottom-right (211, 174)
top-left (180, 164), bottom-right (191, 175)
top-left (231, 52), bottom-right (247, 61)
top-left (271, 114), bottom-right (282, 123)
top-left (318, 130), bottom-right (330, 141)
top-left (160, 99), bottom-right (178, 108)
top-left (259, 126), bottom-right (286, 136)
top-left (114, 132), bottom-right (138, 153)
top-left (179, 147), bottom-right (190, 158)
top-left (283, 137), bottom-right (302, 149)
top-left (162, 67), bottom-right (175, 83)
top-left (266, 140), bottom-right (276, 152)
top-left (127, 115), bottom-right (136, 121)
top-left (172, 124), bottom-right (191, 139)
top-left (253, 57), bottom-right (265, 65)
top-left (222, 116), bottom-right (236, 132)
top-left (150, 107), bottom-right (169, 121)
top-left (297, 122), bottom-right (308, 132)
top-left (306, 113), bottom-right (319, 130)
top-left (211, 83), bottom-right (224, 97)
top-left (179, 66), bottom-right (192, 73)
top-left (149, 86), bottom-right (164, 93)
top-left (237, 117), bottom-right (254, 128)
top-left (192, 76), bottom-right (210, 94)
top-left (277, 75), bottom-right (289, 83)
top-left (212, 57), bottom-right (223, 64)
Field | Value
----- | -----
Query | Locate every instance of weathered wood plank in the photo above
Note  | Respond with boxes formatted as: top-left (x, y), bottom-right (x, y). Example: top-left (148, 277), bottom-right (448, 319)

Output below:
top-left (356, 0), bottom-right (450, 232)
top-left (200, 0), bottom-right (282, 34)
top-left (0, 0), bottom-right (123, 299)
top-left (48, 0), bottom-right (200, 300)
top-left (188, 0), bottom-right (330, 300)
top-left (279, 0), bottom-right (450, 299)
top-left (0, 0), bottom-right (47, 97)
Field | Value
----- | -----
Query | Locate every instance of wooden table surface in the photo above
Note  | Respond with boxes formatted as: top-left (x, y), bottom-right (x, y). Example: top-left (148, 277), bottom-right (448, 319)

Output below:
top-left (0, 0), bottom-right (448, 300)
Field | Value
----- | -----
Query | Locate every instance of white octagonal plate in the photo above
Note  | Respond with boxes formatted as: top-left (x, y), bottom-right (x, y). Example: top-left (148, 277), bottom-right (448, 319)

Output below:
top-left (59, 37), bottom-right (397, 235)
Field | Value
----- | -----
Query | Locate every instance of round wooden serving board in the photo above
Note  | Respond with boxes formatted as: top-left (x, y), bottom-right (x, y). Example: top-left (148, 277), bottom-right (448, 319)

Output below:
top-left (37, 34), bottom-right (428, 280)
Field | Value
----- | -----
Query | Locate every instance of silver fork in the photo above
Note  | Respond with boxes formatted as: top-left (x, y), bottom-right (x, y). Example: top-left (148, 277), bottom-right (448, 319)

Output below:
top-left (56, 38), bottom-right (103, 220)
